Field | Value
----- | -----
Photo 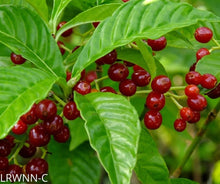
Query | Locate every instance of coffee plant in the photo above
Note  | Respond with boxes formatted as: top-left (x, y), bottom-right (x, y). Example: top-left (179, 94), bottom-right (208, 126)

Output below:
top-left (0, 0), bottom-right (220, 183)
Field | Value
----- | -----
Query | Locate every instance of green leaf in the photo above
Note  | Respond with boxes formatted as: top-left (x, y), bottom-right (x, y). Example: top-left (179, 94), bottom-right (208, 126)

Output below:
top-left (25, 0), bottom-right (49, 22)
top-left (0, 6), bottom-right (65, 78)
top-left (68, 118), bottom-right (88, 151)
top-left (50, 0), bottom-right (72, 33)
top-left (196, 52), bottom-right (220, 80)
top-left (116, 48), bottom-right (167, 76)
top-left (0, 57), bottom-right (13, 67)
top-left (0, 66), bottom-right (56, 139)
top-left (72, 0), bottom-right (220, 80)
top-left (135, 127), bottom-right (170, 184)
top-left (74, 92), bottom-right (141, 184)
top-left (48, 140), bottom-right (101, 184)
top-left (171, 178), bottom-right (198, 184)
top-left (64, 46), bottom-right (83, 66)
top-left (55, 3), bottom-right (121, 40)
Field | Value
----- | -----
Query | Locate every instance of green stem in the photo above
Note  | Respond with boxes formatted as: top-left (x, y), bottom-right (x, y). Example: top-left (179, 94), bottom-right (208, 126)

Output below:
top-left (91, 75), bottom-right (108, 86)
top-left (51, 91), bottom-right (66, 107)
top-left (135, 90), bottom-right (152, 94)
top-left (41, 147), bottom-right (48, 159)
top-left (96, 64), bottom-right (104, 88)
top-left (170, 86), bottom-right (186, 91)
top-left (9, 142), bottom-right (24, 162)
top-left (60, 44), bottom-right (72, 53)
top-left (171, 101), bottom-right (220, 178)
top-left (212, 38), bottom-right (220, 47)
top-left (170, 96), bottom-right (183, 110)
top-left (209, 46), bottom-right (220, 53)
top-left (166, 92), bottom-right (187, 100)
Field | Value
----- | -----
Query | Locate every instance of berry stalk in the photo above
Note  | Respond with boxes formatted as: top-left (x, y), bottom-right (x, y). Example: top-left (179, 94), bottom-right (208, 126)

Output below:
top-left (171, 101), bottom-right (220, 178)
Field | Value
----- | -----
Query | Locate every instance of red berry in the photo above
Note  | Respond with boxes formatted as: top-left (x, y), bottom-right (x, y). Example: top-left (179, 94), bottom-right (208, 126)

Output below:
top-left (180, 107), bottom-right (194, 121)
top-left (54, 125), bottom-right (70, 143)
top-left (122, 0), bottom-right (129, 2)
top-left (7, 165), bottom-right (22, 182)
top-left (185, 85), bottom-right (200, 98)
top-left (151, 75), bottom-right (171, 93)
top-left (100, 87), bottom-right (117, 94)
top-left (133, 65), bottom-right (144, 72)
top-left (0, 157), bottom-right (9, 170)
top-left (19, 142), bottom-right (36, 158)
top-left (144, 110), bottom-right (162, 130)
top-left (189, 62), bottom-right (197, 71)
top-left (188, 111), bottom-right (200, 123)
top-left (56, 21), bottom-right (73, 37)
top-left (85, 71), bottom-right (97, 83)
top-left (0, 140), bottom-right (11, 157)
top-left (108, 63), bottom-right (129, 81)
top-left (206, 82), bottom-right (220, 99)
top-left (29, 124), bottom-right (50, 147)
top-left (10, 52), bottom-right (26, 64)
top-left (5, 135), bottom-right (15, 148)
top-left (123, 61), bottom-right (134, 67)
top-left (93, 22), bottom-right (100, 28)
top-left (194, 27), bottom-right (213, 43)
top-left (66, 71), bottom-right (71, 81)
top-left (74, 81), bottom-right (91, 95)
top-left (63, 101), bottom-right (80, 120)
top-left (26, 158), bottom-right (48, 178)
top-left (146, 91), bottom-right (165, 111)
top-left (72, 46), bottom-right (80, 53)
top-left (20, 103), bottom-right (38, 125)
top-left (147, 36), bottom-right (167, 51)
top-left (132, 70), bottom-right (151, 87)
top-left (119, 79), bottom-right (137, 96)
top-left (174, 119), bottom-right (186, 132)
top-left (96, 50), bottom-right (117, 65)
top-left (187, 94), bottom-right (207, 111)
top-left (201, 73), bottom-right (217, 89)
top-left (185, 71), bottom-right (201, 85)
top-left (80, 69), bottom-right (86, 80)
top-left (35, 99), bottom-right (57, 121)
top-left (43, 115), bottom-right (64, 135)
top-left (12, 119), bottom-right (27, 135)
top-left (57, 41), bottom-right (65, 55)
top-left (196, 48), bottom-right (210, 61)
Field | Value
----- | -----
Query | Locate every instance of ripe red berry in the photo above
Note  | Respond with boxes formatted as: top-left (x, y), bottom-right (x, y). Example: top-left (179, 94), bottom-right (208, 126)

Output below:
top-left (12, 119), bottom-right (27, 135)
top-left (201, 73), bottom-right (217, 89)
top-left (0, 140), bottom-right (11, 157)
top-left (63, 101), bottom-right (80, 120)
top-left (174, 119), bottom-right (186, 132)
top-left (185, 84), bottom-right (200, 98)
top-left (100, 86), bottom-right (117, 94)
top-left (43, 115), bottom-right (64, 135)
top-left (132, 70), bottom-right (151, 87)
top-left (122, 0), bottom-right (129, 2)
top-left (185, 71), bottom-right (201, 85)
top-left (19, 142), bottom-right (36, 158)
top-left (123, 61), bottom-right (134, 67)
top-left (5, 135), bottom-right (15, 148)
top-left (119, 79), bottom-right (136, 96)
top-left (74, 81), bottom-right (91, 95)
top-left (20, 103), bottom-right (38, 125)
top-left (144, 110), bottom-right (162, 130)
top-left (29, 124), bottom-right (50, 147)
top-left (54, 125), bottom-right (70, 143)
top-left (133, 65), bottom-right (144, 72)
top-left (96, 50), bottom-right (117, 65)
top-left (26, 158), bottom-right (48, 178)
top-left (0, 157), bottom-right (9, 170)
top-left (188, 111), bottom-right (200, 123)
top-left (10, 52), bottom-right (26, 64)
top-left (196, 48), bottom-right (210, 61)
top-left (66, 71), bottom-right (71, 81)
top-left (85, 71), bottom-right (97, 83)
top-left (151, 75), bottom-right (171, 93)
top-left (108, 63), bottom-right (129, 81)
top-left (180, 107), bottom-right (194, 122)
top-left (92, 22), bottom-right (100, 28)
top-left (194, 27), bottom-right (213, 43)
top-left (35, 99), bottom-right (57, 121)
top-left (7, 164), bottom-right (22, 182)
top-left (72, 46), bottom-right (80, 53)
top-left (189, 62), bottom-right (197, 71)
top-left (187, 94), bottom-right (207, 111)
top-left (147, 36), bottom-right (167, 51)
top-left (146, 91), bottom-right (165, 111)
top-left (206, 83), bottom-right (220, 99)
top-left (57, 41), bottom-right (65, 55)
top-left (56, 21), bottom-right (73, 37)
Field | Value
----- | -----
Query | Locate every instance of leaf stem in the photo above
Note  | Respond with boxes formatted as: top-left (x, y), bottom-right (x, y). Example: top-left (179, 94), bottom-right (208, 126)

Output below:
top-left (40, 147), bottom-right (48, 159)
top-left (9, 142), bottom-right (24, 163)
top-left (171, 101), bottom-right (220, 178)
top-left (91, 75), bottom-right (108, 87)
top-left (165, 92), bottom-right (187, 100)
top-left (60, 44), bottom-right (72, 53)
top-left (212, 38), bottom-right (220, 47)
top-left (170, 96), bottom-right (183, 110)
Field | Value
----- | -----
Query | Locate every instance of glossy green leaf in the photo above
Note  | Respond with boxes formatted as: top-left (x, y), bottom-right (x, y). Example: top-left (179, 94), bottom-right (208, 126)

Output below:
top-left (196, 52), bottom-right (220, 80)
top-left (135, 127), bottom-right (170, 184)
top-left (25, 0), bottom-right (49, 22)
top-left (50, 0), bottom-right (72, 33)
top-left (74, 92), bottom-right (141, 184)
top-left (48, 140), bottom-right (101, 184)
top-left (0, 57), bottom-right (13, 67)
top-left (64, 46), bottom-right (83, 66)
top-left (0, 66), bottom-right (56, 138)
top-left (171, 178), bottom-right (198, 184)
top-left (116, 48), bottom-right (167, 76)
top-left (71, 0), bottom-right (220, 80)
top-left (0, 6), bottom-right (65, 78)
top-left (55, 3), bottom-right (121, 40)
top-left (68, 118), bottom-right (88, 151)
